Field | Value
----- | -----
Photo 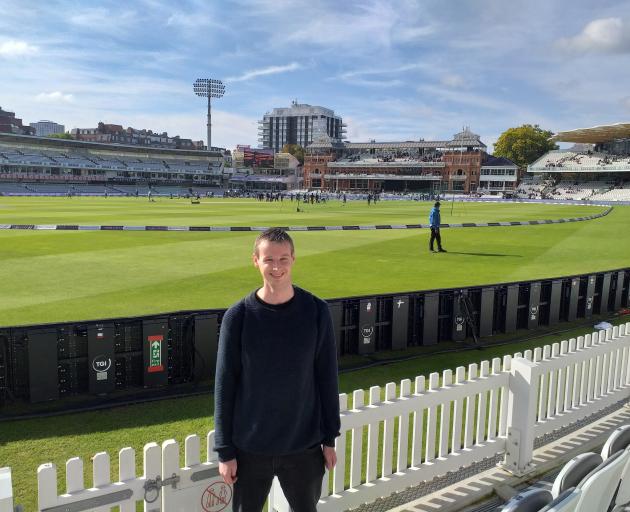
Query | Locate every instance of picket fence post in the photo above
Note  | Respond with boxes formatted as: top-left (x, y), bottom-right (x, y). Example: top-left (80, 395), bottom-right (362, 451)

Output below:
top-left (0, 468), bottom-right (14, 512)
top-left (502, 356), bottom-right (538, 475)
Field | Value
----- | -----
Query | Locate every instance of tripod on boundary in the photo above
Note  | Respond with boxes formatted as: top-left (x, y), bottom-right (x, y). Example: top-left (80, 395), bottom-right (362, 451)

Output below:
top-left (456, 291), bottom-right (481, 349)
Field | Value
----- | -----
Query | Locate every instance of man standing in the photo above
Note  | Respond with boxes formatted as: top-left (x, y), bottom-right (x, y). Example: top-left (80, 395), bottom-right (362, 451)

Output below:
top-left (214, 227), bottom-right (340, 512)
top-left (429, 201), bottom-right (447, 252)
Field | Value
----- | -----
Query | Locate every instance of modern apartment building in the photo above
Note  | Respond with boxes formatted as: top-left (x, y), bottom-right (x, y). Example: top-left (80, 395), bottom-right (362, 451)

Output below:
top-left (29, 120), bottom-right (65, 137)
top-left (258, 101), bottom-right (345, 152)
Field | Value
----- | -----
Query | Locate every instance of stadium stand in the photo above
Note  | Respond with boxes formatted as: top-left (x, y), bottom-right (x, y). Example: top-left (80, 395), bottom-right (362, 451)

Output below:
top-left (498, 425), bottom-right (630, 512)
top-left (0, 182), bottom-right (31, 194)
top-left (590, 182), bottom-right (630, 201)
top-left (527, 124), bottom-right (630, 202)
top-left (533, 151), bottom-right (630, 171)
top-left (516, 183), bottom-right (544, 198)
top-left (0, 132), bottom-right (225, 194)
top-left (548, 181), bottom-right (607, 200)
top-left (334, 150), bottom-right (444, 165)
top-left (304, 128), bottom-right (497, 194)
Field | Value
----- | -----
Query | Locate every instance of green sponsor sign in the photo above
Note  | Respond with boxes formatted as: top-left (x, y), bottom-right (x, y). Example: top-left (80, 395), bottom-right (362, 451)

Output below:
top-left (147, 335), bottom-right (163, 372)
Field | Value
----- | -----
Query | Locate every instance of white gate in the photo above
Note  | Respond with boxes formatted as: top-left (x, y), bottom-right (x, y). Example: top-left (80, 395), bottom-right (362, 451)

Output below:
top-left (36, 443), bottom-right (162, 512)
top-left (161, 432), bottom-right (233, 512)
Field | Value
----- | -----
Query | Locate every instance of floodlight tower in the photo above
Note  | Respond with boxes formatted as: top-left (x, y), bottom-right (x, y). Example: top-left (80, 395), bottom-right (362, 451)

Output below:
top-left (193, 78), bottom-right (225, 150)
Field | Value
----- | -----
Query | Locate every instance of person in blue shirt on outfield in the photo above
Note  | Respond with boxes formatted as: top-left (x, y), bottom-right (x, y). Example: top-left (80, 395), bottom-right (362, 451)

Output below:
top-left (429, 201), bottom-right (447, 252)
top-left (214, 227), bottom-right (340, 512)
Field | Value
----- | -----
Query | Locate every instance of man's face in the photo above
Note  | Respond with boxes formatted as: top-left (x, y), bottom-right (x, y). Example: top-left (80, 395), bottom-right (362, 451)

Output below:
top-left (253, 240), bottom-right (295, 287)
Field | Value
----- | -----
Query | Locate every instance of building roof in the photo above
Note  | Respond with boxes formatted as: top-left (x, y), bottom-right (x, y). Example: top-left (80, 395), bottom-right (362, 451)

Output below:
top-left (264, 102), bottom-right (338, 119)
top-left (552, 123), bottom-right (630, 143)
top-left (307, 128), bottom-right (486, 151)
top-left (482, 154), bottom-right (518, 168)
top-left (308, 139), bottom-right (485, 150)
top-left (0, 132), bottom-right (223, 158)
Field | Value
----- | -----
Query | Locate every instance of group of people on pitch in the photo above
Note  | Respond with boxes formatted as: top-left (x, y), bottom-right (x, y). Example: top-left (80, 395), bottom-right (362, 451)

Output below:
top-left (214, 204), bottom-right (446, 511)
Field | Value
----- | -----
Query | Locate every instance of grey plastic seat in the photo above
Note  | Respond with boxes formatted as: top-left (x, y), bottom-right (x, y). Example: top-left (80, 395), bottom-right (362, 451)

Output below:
top-left (500, 488), bottom-right (553, 512)
top-left (610, 447), bottom-right (630, 511)
top-left (551, 452), bottom-right (603, 498)
top-left (538, 488), bottom-right (579, 512)
top-left (602, 425), bottom-right (630, 460)
top-left (574, 449), bottom-right (629, 512)
top-left (537, 449), bottom-right (630, 512)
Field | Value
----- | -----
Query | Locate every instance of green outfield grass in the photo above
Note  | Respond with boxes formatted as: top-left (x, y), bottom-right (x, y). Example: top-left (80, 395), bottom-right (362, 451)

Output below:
top-left (0, 196), bottom-right (626, 327)
top-left (1, 195), bottom-right (629, 510)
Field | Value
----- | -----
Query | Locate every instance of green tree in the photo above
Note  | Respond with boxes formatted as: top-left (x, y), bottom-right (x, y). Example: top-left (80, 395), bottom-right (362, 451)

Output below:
top-left (281, 144), bottom-right (305, 164)
top-left (493, 124), bottom-right (558, 169)
top-left (47, 132), bottom-right (74, 140)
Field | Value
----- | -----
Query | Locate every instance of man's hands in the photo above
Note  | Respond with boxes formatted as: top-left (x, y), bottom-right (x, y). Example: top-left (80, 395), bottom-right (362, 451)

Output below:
top-left (220, 447), bottom-right (336, 484)
top-left (219, 459), bottom-right (238, 485)
top-left (323, 445), bottom-right (337, 470)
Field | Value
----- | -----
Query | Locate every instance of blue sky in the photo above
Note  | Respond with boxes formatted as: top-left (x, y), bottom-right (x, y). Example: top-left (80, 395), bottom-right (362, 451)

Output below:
top-left (2, 0), bottom-right (630, 151)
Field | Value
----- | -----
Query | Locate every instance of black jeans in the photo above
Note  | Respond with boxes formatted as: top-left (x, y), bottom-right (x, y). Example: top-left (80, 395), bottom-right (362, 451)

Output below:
top-left (233, 445), bottom-right (325, 512)
top-left (430, 227), bottom-right (443, 250)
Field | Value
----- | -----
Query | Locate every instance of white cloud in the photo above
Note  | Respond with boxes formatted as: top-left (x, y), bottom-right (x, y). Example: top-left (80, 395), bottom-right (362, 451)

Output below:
top-left (166, 12), bottom-right (225, 30)
top-left (440, 73), bottom-right (466, 89)
top-left (227, 62), bottom-right (303, 82)
top-left (0, 40), bottom-right (38, 57)
top-left (416, 84), bottom-right (511, 112)
top-left (342, 115), bottom-right (373, 142)
top-left (246, 0), bottom-right (433, 55)
top-left (167, 12), bottom-right (201, 26)
top-left (35, 92), bottom-right (75, 104)
top-left (284, 2), bottom-right (398, 49)
top-left (557, 18), bottom-right (630, 54)
top-left (342, 78), bottom-right (404, 88)
top-left (339, 63), bottom-right (427, 80)
top-left (68, 7), bottom-right (138, 36)
top-left (336, 63), bottom-right (427, 87)
top-left (393, 25), bottom-right (436, 42)
top-left (621, 97), bottom-right (630, 111)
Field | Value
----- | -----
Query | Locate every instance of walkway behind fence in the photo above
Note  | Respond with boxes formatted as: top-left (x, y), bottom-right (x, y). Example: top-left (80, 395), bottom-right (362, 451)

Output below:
top-left (1, 323), bottom-right (629, 512)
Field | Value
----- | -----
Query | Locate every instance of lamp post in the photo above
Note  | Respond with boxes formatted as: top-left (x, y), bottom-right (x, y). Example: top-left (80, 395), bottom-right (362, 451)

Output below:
top-left (193, 78), bottom-right (225, 150)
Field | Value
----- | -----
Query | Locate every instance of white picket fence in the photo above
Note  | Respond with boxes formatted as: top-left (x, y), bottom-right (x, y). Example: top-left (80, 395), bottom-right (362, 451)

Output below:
top-left (1, 323), bottom-right (630, 512)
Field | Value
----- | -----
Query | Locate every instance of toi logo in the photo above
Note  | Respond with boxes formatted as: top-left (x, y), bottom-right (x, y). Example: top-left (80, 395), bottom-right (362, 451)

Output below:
top-left (92, 355), bottom-right (112, 373)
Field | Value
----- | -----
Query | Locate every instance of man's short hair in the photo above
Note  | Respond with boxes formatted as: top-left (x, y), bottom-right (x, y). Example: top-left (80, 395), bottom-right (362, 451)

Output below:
top-left (435, 201), bottom-right (441, 207)
top-left (254, 227), bottom-right (295, 255)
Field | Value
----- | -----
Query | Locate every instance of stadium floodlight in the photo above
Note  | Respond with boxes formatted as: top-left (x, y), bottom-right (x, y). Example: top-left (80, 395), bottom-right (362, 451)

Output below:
top-left (193, 78), bottom-right (226, 150)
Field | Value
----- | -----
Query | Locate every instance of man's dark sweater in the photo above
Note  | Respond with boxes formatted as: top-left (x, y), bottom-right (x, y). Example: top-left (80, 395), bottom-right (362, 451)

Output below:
top-left (213, 286), bottom-right (341, 462)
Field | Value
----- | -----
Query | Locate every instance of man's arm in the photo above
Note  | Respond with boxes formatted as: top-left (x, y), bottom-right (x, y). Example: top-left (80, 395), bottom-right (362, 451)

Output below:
top-left (213, 303), bottom-right (243, 465)
top-left (315, 300), bottom-right (341, 454)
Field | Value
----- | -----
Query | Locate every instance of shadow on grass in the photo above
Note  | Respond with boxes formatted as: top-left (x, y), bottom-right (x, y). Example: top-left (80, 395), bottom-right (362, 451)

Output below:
top-left (442, 251), bottom-right (522, 257)
top-left (0, 393), bottom-right (214, 443)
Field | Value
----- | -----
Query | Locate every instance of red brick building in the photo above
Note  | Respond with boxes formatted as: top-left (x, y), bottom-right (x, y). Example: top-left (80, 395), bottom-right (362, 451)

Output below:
top-left (0, 106), bottom-right (35, 136)
top-left (303, 128), bottom-right (517, 194)
top-left (71, 122), bottom-right (205, 150)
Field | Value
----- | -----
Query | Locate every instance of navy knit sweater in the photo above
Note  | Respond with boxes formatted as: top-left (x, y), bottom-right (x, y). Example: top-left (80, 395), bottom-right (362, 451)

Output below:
top-left (213, 286), bottom-right (341, 462)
